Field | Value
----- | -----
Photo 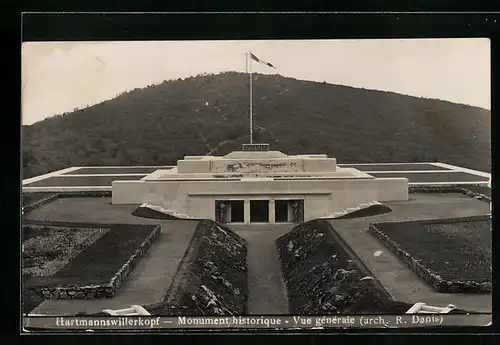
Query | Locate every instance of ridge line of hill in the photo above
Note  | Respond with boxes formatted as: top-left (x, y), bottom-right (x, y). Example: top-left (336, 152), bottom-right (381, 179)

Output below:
top-left (22, 72), bottom-right (491, 178)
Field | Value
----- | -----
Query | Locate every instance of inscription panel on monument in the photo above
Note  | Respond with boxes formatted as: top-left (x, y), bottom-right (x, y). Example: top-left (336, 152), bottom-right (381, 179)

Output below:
top-left (211, 160), bottom-right (303, 173)
top-left (242, 143), bottom-right (270, 152)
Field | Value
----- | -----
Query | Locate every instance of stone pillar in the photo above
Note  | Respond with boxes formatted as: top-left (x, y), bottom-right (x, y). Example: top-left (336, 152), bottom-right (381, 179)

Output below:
top-left (225, 203), bottom-right (232, 223)
top-left (287, 202), bottom-right (293, 222)
top-left (244, 200), bottom-right (251, 224)
top-left (269, 199), bottom-right (275, 224)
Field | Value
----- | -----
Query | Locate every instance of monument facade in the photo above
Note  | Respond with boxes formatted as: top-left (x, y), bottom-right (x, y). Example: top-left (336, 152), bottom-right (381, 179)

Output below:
top-left (112, 144), bottom-right (409, 223)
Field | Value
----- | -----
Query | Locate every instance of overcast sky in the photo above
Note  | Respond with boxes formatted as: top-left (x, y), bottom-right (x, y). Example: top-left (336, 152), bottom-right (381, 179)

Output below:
top-left (21, 38), bottom-right (490, 125)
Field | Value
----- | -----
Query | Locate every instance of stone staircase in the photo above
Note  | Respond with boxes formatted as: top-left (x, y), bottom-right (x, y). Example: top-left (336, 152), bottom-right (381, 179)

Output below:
top-left (320, 201), bottom-right (381, 219)
top-left (140, 203), bottom-right (195, 219)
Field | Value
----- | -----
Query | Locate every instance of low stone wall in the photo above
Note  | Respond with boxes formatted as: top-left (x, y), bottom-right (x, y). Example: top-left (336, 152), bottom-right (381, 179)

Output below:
top-left (23, 191), bottom-right (112, 214)
top-left (409, 185), bottom-right (491, 202)
top-left (459, 187), bottom-right (491, 202)
top-left (108, 224), bottom-right (162, 295)
top-left (368, 223), bottom-right (492, 294)
top-left (148, 220), bottom-right (248, 315)
top-left (276, 220), bottom-right (412, 314)
top-left (23, 194), bottom-right (59, 214)
top-left (58, 191), bottom-right (112, 198)
top-left (38, 284), bottom-right (114, 300)
top-left (28, 224), bottom-right (161, 300)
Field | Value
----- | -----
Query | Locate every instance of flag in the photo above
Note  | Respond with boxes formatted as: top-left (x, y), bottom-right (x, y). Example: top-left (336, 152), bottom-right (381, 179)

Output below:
top-left (250, 53), bottom-right (276, 68)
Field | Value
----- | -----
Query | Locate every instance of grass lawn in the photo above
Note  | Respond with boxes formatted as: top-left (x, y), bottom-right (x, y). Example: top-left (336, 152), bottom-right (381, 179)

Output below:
top-left (24, 222), bottom-right (160, 288)
top-left (63, 166), bottom-right (173, 175)
top-left (370, 216), bottom-right (491, 293)
top-left (340, 163), bottom-right (451, 171)
top-left (369, 172), bottom-right (489, 183)
top-left (23, 225), bottom-right (108, 277)
top-left (24, 175), bottom-right (144, 187)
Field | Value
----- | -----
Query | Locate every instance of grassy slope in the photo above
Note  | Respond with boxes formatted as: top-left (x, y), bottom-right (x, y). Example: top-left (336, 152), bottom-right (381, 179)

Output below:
top-left (22, 72), bottom-right (491, 178)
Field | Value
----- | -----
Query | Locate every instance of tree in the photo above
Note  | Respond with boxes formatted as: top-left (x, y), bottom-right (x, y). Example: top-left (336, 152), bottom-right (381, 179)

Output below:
top-left (23, 149), bottom-right (37, 168)
top-left (253, 130), bottom-right (261, 143)
top-left (297, 137), bottom-right (310, 148)
top-left (227, 124), bottom-right (245, 141)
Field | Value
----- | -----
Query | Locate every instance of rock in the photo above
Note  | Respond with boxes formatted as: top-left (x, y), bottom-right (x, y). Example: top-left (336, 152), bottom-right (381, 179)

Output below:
top-left (334, 294), bottom-right (345, 302)
top-left (481, 282), bottom-right (492, 292)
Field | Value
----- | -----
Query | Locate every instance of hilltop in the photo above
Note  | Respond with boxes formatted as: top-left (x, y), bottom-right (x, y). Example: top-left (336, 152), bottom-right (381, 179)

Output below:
top-left (22, 72), bottom-right (491, 178)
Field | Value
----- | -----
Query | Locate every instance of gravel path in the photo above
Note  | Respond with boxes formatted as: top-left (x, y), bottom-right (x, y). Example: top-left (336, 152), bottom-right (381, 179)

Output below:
top-left (230, 224), bottom-right (292, 315)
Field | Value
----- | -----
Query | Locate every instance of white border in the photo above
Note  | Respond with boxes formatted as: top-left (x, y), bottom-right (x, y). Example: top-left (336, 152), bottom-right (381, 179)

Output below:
top-left (22, 162), bottom-right (491, 190)
top-left (430, 162), bottom-right (491, 178)
top-left (68, 165), bottom-right (175, 168)
top-left (338, 162), bottom-right (441, 166)
top-left (365, 170), bottom-right (461, 174)
top-left (22, 186), bottom-right (111, 192)
top-left (409, 182), bottom-right (489, 186)
top-left (22, 166), bottom-right (81, 185)
top-left (61, 174), bottom-right (147, 177)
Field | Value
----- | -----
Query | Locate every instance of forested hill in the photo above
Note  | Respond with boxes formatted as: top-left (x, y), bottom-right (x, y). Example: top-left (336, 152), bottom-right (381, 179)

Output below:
top-left (22, 72), bottom-right (491, 178)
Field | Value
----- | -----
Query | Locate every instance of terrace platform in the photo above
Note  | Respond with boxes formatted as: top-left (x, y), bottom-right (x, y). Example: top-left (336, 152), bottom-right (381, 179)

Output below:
top-left (23, 162), bottom-right (490, 191)
top-left (327, 192), bottom-right (491, 313)
top-left (26, 198), bottom-right (198, 316)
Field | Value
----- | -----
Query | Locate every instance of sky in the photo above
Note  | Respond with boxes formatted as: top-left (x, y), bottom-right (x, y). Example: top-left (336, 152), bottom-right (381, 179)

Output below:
top-left (21, 38), bottom-right (490, 125)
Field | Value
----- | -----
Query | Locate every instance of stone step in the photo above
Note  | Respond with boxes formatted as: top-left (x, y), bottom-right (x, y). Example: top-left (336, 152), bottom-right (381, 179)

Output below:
top-left (331, 200), bottom-right (380, 219)
top-left (102, 305), bottom-right (151, 316)
top-left (145, 205), bottom-right (196, 219)
top-left (142, 204), bottom-right (179, 216)
top-left (406, 302), bottom-right (456, 314)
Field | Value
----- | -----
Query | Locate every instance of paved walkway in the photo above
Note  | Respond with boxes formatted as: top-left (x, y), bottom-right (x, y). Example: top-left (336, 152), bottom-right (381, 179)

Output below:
top-left (229, 224), bottom-right (292, 315)
top-left (327, 192), bottom-right (491, 312)
top-left (26, 198), bottom-right (198, 315)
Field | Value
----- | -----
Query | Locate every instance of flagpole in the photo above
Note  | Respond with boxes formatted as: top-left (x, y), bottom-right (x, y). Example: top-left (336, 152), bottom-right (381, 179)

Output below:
top-left (249, 50), bottom-right (253, 145)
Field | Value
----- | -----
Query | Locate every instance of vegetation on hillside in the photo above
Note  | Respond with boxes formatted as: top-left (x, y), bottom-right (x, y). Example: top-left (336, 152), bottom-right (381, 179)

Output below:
top-left (22, 72), bottom-right (491, 178)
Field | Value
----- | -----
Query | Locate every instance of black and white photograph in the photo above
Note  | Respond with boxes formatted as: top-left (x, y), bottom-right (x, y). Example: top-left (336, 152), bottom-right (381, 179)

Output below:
top-left (21, 34), bottom-right (492, 330)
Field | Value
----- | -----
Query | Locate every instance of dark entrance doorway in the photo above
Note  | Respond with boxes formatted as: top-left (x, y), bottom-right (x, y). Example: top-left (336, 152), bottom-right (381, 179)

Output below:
top-left (275, 200), bottom-right (289, 223)
top-left (230, 201), bottom-right (244, 223)
top-left (250, 200), bottom-right (269, 223)
top-left (215, 200), bottom-right (244, 223)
